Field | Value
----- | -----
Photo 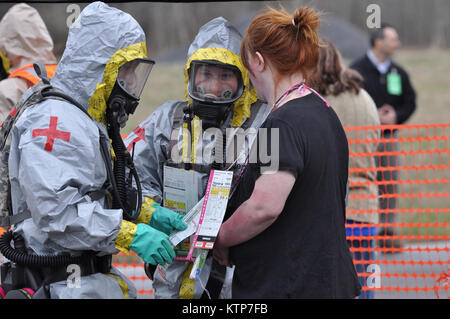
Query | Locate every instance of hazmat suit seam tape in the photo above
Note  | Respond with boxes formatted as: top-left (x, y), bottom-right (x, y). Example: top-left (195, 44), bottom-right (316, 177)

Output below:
top-left (192, 117), bottom-right (201, 164)
top-left (184, 47), bottom-right (258, 127)
top-left (106, 273), bottom-right (129, 299)
top-left (180, 262), bottom-right (195, 299)
top-left (88, 42), bottom-right (147, 124)
top-left (110, 138), bottom-right (116, 160)
top-left (135, 196), bottom-right (157, 224)
top-left (115, 220), bottom-right (137, 253)
top-left (0, 48), bottom-right (10, 74)
top-left (181, 116), bottom-right (201, 164)
top-left (182, 122), bottom-right (189, 163)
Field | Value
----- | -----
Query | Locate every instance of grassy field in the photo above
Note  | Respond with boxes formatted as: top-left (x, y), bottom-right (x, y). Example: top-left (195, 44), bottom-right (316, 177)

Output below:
top-left (389, 49), bottom-right (449, 239)
top-left (124, 48), bottom-right (450, 135)
top-left (394, 49), bottom-right (450, 125)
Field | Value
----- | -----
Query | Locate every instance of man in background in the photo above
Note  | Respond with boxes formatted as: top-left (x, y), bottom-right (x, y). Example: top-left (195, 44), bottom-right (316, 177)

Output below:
top-left (351, 23), bottom-right (417, 251)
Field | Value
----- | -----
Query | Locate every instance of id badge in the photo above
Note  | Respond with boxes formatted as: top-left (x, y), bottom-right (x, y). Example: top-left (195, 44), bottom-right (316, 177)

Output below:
top-left (163, 165), bottom-right (201, 259)
top-left (163, 165), bottom-right (200, 215)
top-left (387, 71), bottom-right (402, 96)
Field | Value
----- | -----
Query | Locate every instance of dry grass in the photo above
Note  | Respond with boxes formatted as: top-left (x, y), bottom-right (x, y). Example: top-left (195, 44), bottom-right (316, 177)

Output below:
top-left (394, 48), bottom-right (450, 125)
top-left (125, 48), bottom-right (450, 135)
top-left (376, 49), bottom-right (449, 238)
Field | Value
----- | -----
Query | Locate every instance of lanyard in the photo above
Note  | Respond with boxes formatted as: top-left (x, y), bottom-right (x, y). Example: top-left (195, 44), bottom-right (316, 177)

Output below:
top-left (272, 81), bottom-right (331, 111)
top-left (230, 82), bottom-right (331, 197)
top-left (273, 82), bottom-right (304, 111)
top-left (229, 83), bottom-right (306, 195)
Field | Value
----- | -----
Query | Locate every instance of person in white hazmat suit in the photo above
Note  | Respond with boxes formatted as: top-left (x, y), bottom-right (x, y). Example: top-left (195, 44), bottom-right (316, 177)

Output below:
top-left (0, 3), bottom-right (57, 266)
top-left (124, 17), bottom-right (270, 299)
top-left (2, 2), bottom-right (186, 299)
top-left (0, 3), bottom-right (57, 123)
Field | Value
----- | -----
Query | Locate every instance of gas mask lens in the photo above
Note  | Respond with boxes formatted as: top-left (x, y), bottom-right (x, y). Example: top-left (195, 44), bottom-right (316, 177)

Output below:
top-left (188, 61), bottom-right (243, 104)
top-left (117, 58), bottom-right (155, 99)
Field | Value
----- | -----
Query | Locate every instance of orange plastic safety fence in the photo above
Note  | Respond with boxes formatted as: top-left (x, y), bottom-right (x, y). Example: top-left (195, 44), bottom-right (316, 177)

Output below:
top-left (344, 124), bottom-right (449, 299)
top-left (111, 123), bottom-right (449, 299)
top-left (112, 252), bottom-right (153, 298)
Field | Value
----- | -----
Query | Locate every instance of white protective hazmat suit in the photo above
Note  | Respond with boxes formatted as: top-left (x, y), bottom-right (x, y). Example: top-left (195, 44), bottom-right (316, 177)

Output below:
top-left (124, 17), bottom-right (270, 299)
top-left (8, 2), bottom-right (150, 298)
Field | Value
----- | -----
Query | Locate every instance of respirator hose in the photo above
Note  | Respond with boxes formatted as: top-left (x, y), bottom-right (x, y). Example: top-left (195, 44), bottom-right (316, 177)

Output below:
top-left (127, 161), bottom-right (142, 220)
top-left (0, 230), bottom-right (85, 267)
top-left (107, 110), bottom-right (142, 221)
top-left (109, 119), bottom-right (128, 212)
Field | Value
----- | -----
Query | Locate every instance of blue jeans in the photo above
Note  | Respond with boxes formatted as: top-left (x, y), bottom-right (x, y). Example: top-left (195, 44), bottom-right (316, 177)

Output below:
top-left (346, 220), bottom-right (377, 299)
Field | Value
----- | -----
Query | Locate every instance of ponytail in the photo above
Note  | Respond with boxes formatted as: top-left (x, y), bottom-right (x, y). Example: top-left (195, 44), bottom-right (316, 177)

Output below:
top-left (241, 5), bottom-right (321, 82)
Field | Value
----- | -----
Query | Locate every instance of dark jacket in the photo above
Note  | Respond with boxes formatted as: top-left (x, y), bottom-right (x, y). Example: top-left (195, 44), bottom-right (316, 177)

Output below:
top-left (350, 54), bottom-right (416, 124)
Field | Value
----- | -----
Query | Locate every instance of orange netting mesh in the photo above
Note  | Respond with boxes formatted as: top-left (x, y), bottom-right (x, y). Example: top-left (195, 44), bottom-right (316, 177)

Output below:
top-left (110, 124), bottom-right (448, 299)
top-left (1, 124), bottom-right (444, 298)
top-left (112, 123), bottom-right (449, 299)
top-left (0, 125), bottom-right (445, 298)
top-left (344, 123), bottom-right (449, 299)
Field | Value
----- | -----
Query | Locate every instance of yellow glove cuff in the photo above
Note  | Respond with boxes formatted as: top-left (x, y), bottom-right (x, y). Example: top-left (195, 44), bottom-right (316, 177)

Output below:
top-left (115, 220), bottom-right (137, 253)
top-left (134, 196), bottom-right (158, 224)
top-left (180, 262), bottom-right (195, 299)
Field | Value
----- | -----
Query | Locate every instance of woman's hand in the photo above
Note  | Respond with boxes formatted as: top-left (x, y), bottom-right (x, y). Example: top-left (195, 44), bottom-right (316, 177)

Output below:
top-left (213, 231), bottom-right (232, 267)
top-left (216, 171), bottom-right (296, 248)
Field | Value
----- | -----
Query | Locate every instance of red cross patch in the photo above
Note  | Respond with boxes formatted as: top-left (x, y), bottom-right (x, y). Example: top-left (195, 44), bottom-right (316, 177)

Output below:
top-left (32, 116), bottom-right (71, 152)
top-left (126, 125), bottom-right (146, 152)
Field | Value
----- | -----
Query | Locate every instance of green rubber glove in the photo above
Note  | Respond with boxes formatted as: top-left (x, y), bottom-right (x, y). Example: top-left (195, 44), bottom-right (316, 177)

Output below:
top-left (129, 223), bottom-right (176, 265)
top-left (149, 203), bottom-right (187, 235)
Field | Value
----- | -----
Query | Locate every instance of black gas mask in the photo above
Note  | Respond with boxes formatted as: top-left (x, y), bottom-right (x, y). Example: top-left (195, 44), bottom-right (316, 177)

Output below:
top-left (107, 58), bottom-right (154, 128)
top-left (185, 60), bottom-right (243, 130)
top-left (106, 58), bottom-right (154, 221)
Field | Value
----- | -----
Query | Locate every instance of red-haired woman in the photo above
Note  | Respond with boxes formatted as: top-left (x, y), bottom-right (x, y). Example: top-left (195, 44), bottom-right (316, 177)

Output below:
top-left (214, 6), bottom-right (361, 298)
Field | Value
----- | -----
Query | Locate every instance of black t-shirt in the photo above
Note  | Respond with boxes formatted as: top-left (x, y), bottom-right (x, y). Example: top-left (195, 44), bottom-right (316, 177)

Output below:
top-left (226, 93), bottom-right (361, 298)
